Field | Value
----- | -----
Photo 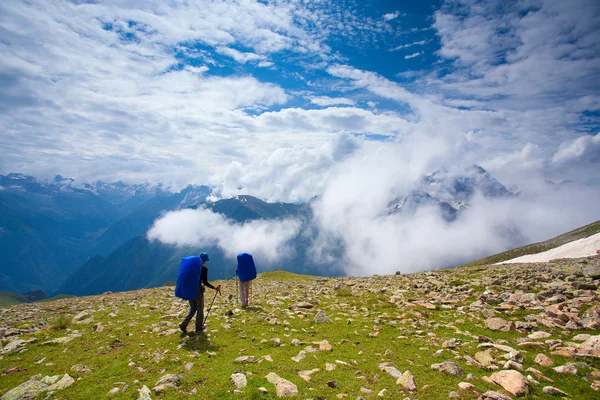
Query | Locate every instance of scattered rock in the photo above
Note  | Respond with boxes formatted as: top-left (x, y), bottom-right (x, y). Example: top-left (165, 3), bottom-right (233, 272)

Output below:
top-left (234, 356), bottom-right (255, 363)
top-left (396, 370), bottom-right (416, 391)
top-left (431, 361), bottom-right (464, 376)
top-left (578, 335), bottom-right (600, 357)
top-left (0, 380), bottom-right (48, 400)
top-left (46, 374), bottom-right (75, 391)
top-left (553, 364), bottom-right (577, 375)
top-left (70, 364), bottom-right (91, 373)
top-left (231, 373), bottom-right (247, 389)
top-left (458, 382), bottom-right (476, 391)
top-left (293, 302), bottom-right (313, 309)
top-left (543, 386), bottom-right (568, 396)
top-left (137, 385), bottom-right (152, 400)
top-left (489, 370), bottom-right (529, 397)
top-left (480, 391), bottom-right (514, 400)
top-left (534, 354), bottom-right (554, 367)
top-left (313, 310), bottom-right (332, 323)
top-left (265, 373), bottom-right (298, 397)
top-left (485, 317), bottom-right (516, 332)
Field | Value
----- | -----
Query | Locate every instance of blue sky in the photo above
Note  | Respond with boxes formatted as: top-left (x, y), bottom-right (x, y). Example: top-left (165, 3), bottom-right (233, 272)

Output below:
top-left (0, 0), bottom-right (599, 200)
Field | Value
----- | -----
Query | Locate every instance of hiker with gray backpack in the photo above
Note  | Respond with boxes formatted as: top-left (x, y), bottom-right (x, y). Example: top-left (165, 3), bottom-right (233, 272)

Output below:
top-left (175, 252), bottom-right (221, 333)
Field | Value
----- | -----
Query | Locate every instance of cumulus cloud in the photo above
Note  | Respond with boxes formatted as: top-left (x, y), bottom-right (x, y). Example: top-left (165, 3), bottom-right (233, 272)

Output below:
top-left (552, 134), bottom-right (600, 165)
top-left (147, 208), bottom-right (301, 263)
top-left (307, 143), bottom-right (600, 275)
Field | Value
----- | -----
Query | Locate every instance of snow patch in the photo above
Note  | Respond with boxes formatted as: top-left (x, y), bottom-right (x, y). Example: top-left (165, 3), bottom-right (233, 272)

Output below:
top-left (499, 232), bottom-right (600, 264)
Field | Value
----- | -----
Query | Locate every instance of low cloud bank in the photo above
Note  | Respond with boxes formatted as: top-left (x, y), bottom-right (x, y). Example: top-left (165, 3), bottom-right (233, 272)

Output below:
top-left (149, 133), bottom-right (600, 276)
top-left (147, 208), bottom-right (301, 263)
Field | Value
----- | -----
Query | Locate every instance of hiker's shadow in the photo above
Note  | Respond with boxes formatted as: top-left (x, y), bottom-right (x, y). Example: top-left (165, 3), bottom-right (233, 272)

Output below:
top-left (179, 332), bottom-right (219, 353)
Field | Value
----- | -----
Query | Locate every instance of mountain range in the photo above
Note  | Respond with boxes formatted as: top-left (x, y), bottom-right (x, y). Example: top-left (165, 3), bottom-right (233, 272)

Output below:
top-left (2, 165), bottom-right (517, 297)
top-left (0, 173), bottom-right (210, 293)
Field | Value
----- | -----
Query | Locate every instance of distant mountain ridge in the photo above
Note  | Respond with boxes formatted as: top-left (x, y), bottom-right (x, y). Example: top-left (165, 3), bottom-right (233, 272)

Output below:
top-left (386, 164), bottom-right (514, 221)
top-left (3, 165), bottom-right (519, 295)
top-left (0, 173), bottom-right (211, 293)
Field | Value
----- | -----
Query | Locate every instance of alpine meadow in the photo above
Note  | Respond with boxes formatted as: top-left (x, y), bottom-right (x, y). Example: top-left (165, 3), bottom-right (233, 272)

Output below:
top-left (1, 1), bottom-right (600, 399)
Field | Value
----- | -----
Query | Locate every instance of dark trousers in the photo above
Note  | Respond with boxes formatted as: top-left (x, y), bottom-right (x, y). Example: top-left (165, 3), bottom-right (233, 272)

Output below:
top-left (182, 289), bottom-right (204, 332)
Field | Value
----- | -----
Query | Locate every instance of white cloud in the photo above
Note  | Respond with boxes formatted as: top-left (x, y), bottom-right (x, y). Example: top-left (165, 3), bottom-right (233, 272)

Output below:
top-left (391, 40), bottom-right (427, 51)
top-left (552, 134), bottom-right (600, 165)
top-left (258, 61), bottom-right (274, 68)
top-left (383, 12), bottom-right (400, 21)
top-left (404, 52), bottom-right (423, 59)
top-left (147, 208), bottom-right (301, 263)
top-left (309, 96), bottom-right (355, 106)
top-left (216, 47), bottom-right (264, 63)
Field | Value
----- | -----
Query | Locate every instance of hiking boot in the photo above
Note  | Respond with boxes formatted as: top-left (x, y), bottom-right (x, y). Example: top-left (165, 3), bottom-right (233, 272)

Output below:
top-left (178, 323), bottom-right (187, 333)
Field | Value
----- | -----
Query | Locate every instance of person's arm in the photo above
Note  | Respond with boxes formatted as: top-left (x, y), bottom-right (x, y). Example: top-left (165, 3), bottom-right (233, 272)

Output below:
top-left (201, 266), bottom-right (216, 290)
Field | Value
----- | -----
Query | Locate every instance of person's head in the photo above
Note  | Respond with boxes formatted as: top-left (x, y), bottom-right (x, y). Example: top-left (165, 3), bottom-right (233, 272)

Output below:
top-left (200, 252), bottom-right (209, 266)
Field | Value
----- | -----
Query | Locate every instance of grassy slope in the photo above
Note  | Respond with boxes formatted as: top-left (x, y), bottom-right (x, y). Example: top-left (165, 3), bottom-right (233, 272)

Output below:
top-left (1, 267), bottom-right (598, 399)
top-left (460, 220), bottom-right (600, 267)
top-left (0, 292), bottom-right (27, 307)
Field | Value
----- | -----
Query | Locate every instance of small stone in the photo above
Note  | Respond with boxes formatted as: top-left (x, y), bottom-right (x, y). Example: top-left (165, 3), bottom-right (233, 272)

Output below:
top-left (431, 361), bottom-right (464, 376)
top-left (137, 385), bottom-right (152, 400)
top-left (553, 364), bottom-right (577, 375)
top-left (327, 381), bottom-right (338, 388)
top-left (458, 382), bottom-right (476, 391)
top-left (528, 331), bottom-right (551, 339)
top-left (293, 302), bottom-right (313, 309)
top-left (234, 356), bottom-right (255, 363)
top-left (231, 373), bottom-right (247, 389)
top-left (485, 317), bottom-right (515, 332)
top-left (46, 374), bottom-right (75, 391)
top-left (474, 350), bottom-right (494, 367)
top-left (314, 310), bottom-right (332, 323)
top-left (448, 391), bottom-right (460, 398)
top-left (503, 361), bottom-right (523, 371)
top-left (93, 322), bottom-right (104, 333)
top-left (326, 363), bottom-right (336, 371)
top-left (534, 354), bottom-right (553, 367)
top-left (70, 364), bottom-right (91, 373)
top-left (543, 386), bottom-right (568, 396)
top-left (108, 388), bottom-right (120, 395)
top-left (480, 390), bottom-right (513, 400)
top-left (396, 370), bottom-right (416, 391)
top-left (258, 387), bottom-right (268, 393)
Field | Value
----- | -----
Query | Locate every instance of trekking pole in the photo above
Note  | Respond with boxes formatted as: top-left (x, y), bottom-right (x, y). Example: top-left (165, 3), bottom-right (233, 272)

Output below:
top-left (204, 288), bottom-right (220, 327)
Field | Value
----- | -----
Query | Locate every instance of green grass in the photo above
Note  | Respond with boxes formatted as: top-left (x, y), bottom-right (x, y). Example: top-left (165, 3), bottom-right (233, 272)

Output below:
top-left (50, 314), bottom-right (73, 330)
top-left (0, 264), bottom-right (599, 399)
top-left (460, 220), bottom-right (600, 267)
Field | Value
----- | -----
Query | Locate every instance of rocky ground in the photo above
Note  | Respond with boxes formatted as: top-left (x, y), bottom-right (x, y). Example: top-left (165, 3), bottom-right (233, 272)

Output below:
top-left (1, 259), bottom-right (599, 399)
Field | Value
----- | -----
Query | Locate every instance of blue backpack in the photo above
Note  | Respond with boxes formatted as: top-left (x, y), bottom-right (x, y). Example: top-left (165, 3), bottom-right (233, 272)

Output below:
top-left (237, 253), bottom-right (257, 282)
top-left (175, 256), bottom-right (202, 300)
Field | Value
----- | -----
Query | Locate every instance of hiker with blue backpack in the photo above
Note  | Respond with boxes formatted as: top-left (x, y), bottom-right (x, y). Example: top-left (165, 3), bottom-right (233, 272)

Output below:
top-left (176, 252), bottom-right (221, 333)
top-left (236, 253), bottom-right (257, 308)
